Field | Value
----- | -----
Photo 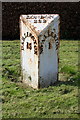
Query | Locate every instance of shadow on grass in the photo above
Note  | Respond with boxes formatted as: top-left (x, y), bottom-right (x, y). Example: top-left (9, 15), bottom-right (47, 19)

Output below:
top-left (2, 66), bottom-right (79, 87)
top-left (53, 75), bottom-right (79, 87)
top-left (2, 67), bottom-right (21, 82)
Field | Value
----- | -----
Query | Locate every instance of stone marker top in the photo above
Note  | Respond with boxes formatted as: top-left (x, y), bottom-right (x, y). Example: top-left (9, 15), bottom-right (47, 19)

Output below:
top-left (21, 14), bottom-right (59, 33)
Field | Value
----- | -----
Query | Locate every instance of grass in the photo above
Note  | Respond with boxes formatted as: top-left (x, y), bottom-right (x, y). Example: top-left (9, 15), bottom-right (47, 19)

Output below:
top-left (1, 40), bottom-right (80, 118)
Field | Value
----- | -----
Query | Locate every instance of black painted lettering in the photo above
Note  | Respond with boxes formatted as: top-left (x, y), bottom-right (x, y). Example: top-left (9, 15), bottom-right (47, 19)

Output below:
top-left (22, 36), bottom-right (25, 41)
top-left (27, 32), bottom-right (29, 37)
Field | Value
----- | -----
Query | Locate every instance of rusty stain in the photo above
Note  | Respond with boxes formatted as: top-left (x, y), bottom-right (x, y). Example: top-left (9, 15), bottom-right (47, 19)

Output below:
top-left (29, 43), bottom-right (32, 50)
top-left (29, 33), bottom-right (32, 37)
top-left (48, 42), bottom-right (52, 49)
top-left (21, 41), bottom-right (24, 50)
top-left (41, 16), bottom-right (45, 19)
top-left (27, 42), bottom-right (32, 50)
top-left (34, 36), bottom-right (38, 55)
top-left (57, 17), bottom-right (60, 77)
top-left (29, 58), bottom-right (32, 63)
top-left (34, 45), bottom-right (38, 55)
top-left (39, 44), bottom-right (43, 54)
top-left (21, 42), bottom-right (24, 44)
top-left (58, 22), bottom-right (60, 48)
top-left (19, 17), bottom-right (22, 39)
top-left (48, 28), bottom-right (52, 36)
top-left (21, 15), bottom-right (39, 39)
top-left (21, 45), bottom-right (24, 50)
top-left (51, 32), bottom-right (55, 37)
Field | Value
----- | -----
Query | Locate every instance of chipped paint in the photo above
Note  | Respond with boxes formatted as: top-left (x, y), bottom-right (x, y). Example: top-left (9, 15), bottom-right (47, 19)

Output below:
top-left (20, 14), bottom-right (60, 89)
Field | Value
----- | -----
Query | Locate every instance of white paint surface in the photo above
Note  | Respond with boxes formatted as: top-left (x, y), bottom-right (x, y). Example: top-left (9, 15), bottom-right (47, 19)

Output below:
top-left (20, 14), bottom-right (60, 89)
top-left (39, 38), bottom-right (58, 88)
top-left (20, 21), bottom-right (38, 89)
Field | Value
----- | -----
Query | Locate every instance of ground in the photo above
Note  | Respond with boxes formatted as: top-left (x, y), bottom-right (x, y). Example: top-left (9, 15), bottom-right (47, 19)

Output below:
top-left (1, 40), bottom-right (80, 118)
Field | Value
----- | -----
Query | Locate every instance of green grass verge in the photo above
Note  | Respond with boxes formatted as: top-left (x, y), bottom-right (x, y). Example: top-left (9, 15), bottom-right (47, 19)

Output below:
top-left (1, 40), bottom-right (79, 118)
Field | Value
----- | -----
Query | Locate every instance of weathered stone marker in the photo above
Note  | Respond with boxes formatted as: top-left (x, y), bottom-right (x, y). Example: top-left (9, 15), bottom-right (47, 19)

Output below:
top-left (20, 14), bottom-right (60, 89)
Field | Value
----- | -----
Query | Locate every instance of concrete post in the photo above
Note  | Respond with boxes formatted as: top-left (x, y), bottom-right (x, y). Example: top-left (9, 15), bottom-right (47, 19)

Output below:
top-left (20, 14), bottom-right (60, 89)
